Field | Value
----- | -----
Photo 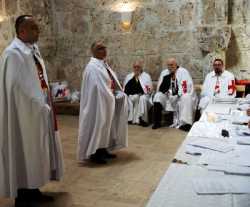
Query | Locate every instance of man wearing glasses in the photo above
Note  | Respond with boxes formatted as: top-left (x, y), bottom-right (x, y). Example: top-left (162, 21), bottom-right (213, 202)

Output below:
top-left (199, 58), bottom-right (236, 111)
top-left (78, 41), bottom-right (128, 165)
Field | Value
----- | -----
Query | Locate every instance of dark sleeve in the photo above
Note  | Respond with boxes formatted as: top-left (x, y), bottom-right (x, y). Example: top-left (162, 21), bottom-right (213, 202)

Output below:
top-left (159, 74), bottom-right (171, 93)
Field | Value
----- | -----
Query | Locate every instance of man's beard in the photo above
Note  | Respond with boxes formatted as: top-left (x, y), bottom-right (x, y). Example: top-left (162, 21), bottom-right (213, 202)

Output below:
top-left (215, 68), bottom-right (222, 75)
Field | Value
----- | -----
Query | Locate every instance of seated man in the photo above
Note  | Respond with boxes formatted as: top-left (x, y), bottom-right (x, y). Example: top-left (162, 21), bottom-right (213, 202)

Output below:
top-left (199, 58), bottom-right (236, 111)
top-left (152, 58), bottom-right (197, 131)
top-left (124, 60), bottom-right (153, 126)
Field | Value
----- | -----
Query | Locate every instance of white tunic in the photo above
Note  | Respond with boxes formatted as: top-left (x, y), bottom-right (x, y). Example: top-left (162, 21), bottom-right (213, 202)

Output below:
top-left (153, 67), bottom-right (197, 125)
top-left (78, 57), bottom-right (128, 161)
top-left (0, 38), bottom-right (64, 198)
top-left (199, 70), bottom-right (236, 110)
top-left (123, 72), bottom-right (153, 123)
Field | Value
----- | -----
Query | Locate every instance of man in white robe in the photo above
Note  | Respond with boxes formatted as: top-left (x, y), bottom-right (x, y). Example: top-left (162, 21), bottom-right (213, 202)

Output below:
top-left (123, 60), bottom-right (153, 126)
top-left (78, 41), bottom-right (128, 164)
top-left (199, 58), bottom-right (236, 112)
top-left (152, 58), bottom-right (197, 131)
top-left (0, 15), bottom-right (63, 206)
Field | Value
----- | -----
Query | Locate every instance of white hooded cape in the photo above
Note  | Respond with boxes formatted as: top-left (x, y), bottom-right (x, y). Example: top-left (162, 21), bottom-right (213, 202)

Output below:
top-left (154, 67), bottom-right (197, 125)
top-left (123, 71), bottom-right (153, 94)
top-left (0, 38), bottom-right (64, 198)
top-left (123, 71), bottom-right (153, 123)
top-left (199, 70), bottom-right (236, 110)
top-left (78, 57), bottom-right (128, 161)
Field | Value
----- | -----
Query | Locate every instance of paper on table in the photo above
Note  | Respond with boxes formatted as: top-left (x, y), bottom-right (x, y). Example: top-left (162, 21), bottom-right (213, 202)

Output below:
top-left (236, 127), bottom-right (250, 136)
top-left (213, 97), bottom-right (237, 104)
top-left (192, 177), bottom-right (250, 194)
top-left (237, 137), bottom-right (250, 145)
top-left (185, 145), bottom-right (205, 155)
top-left (232, 115), bottom-right (250, 125)
top-left (198, 148), bottom-right (250, 167)
top-left (189, 122), bottom-right (224, 139)
top-left (198, 151), bottom-right (236, 166)
top-left (205, 103), bottom-right (232, 115)
top-left (206, 164), bottom-right (250, 176)
top-left (188, 139), bottom-right (234, 153)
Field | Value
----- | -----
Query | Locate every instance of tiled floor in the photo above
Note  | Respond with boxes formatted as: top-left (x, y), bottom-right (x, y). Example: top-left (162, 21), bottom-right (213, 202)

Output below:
top-left (0, 115), bottom-right (187, 207)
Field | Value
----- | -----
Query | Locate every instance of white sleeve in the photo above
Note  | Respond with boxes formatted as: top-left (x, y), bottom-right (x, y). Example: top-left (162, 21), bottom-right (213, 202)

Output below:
top-left (201, 75), bottom-right (210, 97)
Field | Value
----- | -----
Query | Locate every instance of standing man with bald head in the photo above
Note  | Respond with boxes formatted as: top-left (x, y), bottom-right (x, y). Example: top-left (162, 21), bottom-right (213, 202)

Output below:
top-left (78, 41), bottom-right (128, 164)
top-left (0, 15), bottom-right (64, 206)
top-left (152, 58), bottom-right (197, 131)
top-left (124, 60), bottom-right (153, 126)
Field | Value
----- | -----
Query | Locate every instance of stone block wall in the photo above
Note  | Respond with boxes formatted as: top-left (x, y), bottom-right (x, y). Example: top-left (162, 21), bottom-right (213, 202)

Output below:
top-left (0, 0), bottom-right (249, 90)
top-left (0, 0), bottom-right (57, 80)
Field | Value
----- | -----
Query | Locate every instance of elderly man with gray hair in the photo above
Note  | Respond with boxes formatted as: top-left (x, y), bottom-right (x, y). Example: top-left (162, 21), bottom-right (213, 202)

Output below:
top-left (123, 60), bottom-right (153, 126)
top-left (152, 58), bottom-right (197, 131)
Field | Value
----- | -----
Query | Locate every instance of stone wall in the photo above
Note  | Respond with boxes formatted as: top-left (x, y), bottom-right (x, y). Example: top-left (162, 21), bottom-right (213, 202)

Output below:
top-left (0, 0), bottom-right (249, 90)
top-left (0, 0), bottom-right (57, 79)
top-left (52, 0), bottom-right (233, 89)
top-left (226, 0), bottom-right (250, 80)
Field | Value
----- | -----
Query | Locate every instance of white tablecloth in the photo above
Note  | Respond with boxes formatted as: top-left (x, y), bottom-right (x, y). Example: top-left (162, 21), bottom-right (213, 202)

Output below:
top-left (146, 101), bottom-right (250, 207)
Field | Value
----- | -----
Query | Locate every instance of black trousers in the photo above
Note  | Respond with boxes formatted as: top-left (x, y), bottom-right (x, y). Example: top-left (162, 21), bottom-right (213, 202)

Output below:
top-left (152, 102), bottom-right (162, 126)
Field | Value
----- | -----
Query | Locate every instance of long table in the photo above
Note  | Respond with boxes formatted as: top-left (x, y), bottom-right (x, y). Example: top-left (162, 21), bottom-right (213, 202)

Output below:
top-left (146, 101), bottom-right (250, 207)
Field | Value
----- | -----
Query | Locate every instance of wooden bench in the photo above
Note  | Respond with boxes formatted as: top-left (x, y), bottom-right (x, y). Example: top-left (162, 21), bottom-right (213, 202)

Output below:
top-left (54, 101), bottom-right (80, 115)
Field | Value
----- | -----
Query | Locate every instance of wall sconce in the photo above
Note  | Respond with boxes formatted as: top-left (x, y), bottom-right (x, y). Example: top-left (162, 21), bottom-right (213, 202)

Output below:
top-left (111, 1), bottom-right (137, 31)
top-left (121, 11), bottom-right (132, 30)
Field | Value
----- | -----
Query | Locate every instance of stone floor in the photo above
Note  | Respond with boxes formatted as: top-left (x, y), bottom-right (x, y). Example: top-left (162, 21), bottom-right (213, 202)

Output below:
top-left (0, 115), bottom-right (187, 207)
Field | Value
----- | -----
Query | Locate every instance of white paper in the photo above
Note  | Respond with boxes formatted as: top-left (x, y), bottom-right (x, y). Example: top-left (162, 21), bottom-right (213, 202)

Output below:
top-left (192, 177), bottom-right (250, 194)
top-left (236, 127), bottom-right (250, 136)
top-left (185, 145), bottom-right (204, 155)
top-left (188, 139), bottom-right (234, 153)
top-left (189, 122), bottom-right (225, 140)
top-left (213, 97), bottom-right (237, 105)
top-left (232, 115), bottom-right (250, 125)
top-left (237, 137), bottom-right (250, 145)
top-left (205, 104), bottom-right (232, 115)
top-left (206, 164), bottom-right (250, 176)
top-left (198, 148), bottom-right (250, 167)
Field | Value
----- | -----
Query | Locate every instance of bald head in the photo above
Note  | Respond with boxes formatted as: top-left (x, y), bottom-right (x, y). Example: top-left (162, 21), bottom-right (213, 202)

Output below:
top-left (15, 15), bottom-right (39, 44)
top-left (133, 60), bottom-right (143, 76)
top-left (166, 58), bottom-right (178, 74)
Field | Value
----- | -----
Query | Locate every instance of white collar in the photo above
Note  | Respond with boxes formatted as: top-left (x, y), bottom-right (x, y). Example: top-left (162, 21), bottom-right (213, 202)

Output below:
top-left (211, 70), bottom-right (226, 78)
top-left (11, 37), bottom-right (37, 55)
top-left (91, 57), bottom-right (105, 65)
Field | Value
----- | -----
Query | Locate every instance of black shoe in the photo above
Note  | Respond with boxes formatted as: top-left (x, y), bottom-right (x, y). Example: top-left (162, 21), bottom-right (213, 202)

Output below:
top-left (128, 121), bottom-right (133, 125)
top-left (179, 124), bottom-right (192, 132)
top-left (139, 118), bottom-right (149, 127)
top-left (15, 199), bottom-right (37, 207)
top-left (90, 154), bottom-right (107, 164)
top-left (152, 124), bottom-right (161, 129)
top-left (16, 189), bottom-right (54, 203)
top-left (30, 189), bottom-right (54, 202)
top-left (104, 150), bottom-right (117, 159)
top-left (98, 148), bottom-right (117, 159)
